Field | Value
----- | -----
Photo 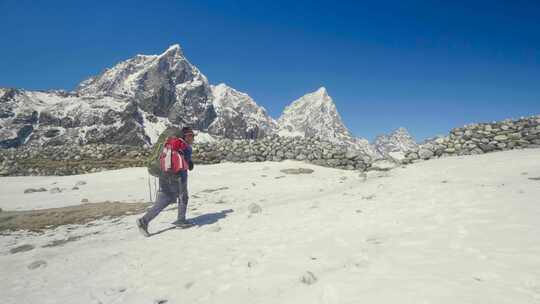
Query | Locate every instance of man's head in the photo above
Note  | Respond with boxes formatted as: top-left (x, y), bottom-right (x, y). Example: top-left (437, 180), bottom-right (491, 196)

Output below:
top-left (181, 126), bottom-right (195, 144)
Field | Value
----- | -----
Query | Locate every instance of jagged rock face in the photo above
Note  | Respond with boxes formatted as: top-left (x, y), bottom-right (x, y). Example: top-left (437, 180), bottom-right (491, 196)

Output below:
top-left (0, 89), bottom-right (150, 148)
top-left (0, 89), bottom-right (39, 148)
top-left (0, 45), bottom-right (223, 148)
top-left (208, 84), bottom-right (277, 139)
top-left (374, 127), bottom-right (418, 160)
top-left (76, 44), bottom-right (216, 130)
top-left (277, 87), bottom-right (380, 159)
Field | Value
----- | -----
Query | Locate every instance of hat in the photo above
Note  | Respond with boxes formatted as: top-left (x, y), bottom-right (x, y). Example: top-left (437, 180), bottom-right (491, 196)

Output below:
top-left (181, 126), bottom-right (195, 137)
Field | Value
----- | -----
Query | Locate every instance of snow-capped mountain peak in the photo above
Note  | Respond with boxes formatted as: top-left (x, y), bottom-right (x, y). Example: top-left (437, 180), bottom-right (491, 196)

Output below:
top-left (209, 83), bottom-right (276, 139)
top-left (313, 86), bottom-right (328, 97)
top-left (161, 43), bottom-right (183, 56)
top-left (277, 87), bottom-right (380, 159)
top-left (75, 43), bottom-right (215, 128)
top-left (374, 127), bottom-right (418, 161)
top-left (75, 43), bottom-right (206, 99)
top-left (278, 87), bottom-right (349, 138)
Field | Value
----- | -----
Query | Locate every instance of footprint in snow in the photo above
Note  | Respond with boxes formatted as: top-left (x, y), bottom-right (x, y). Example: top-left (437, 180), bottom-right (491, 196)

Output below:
top-left (104, 287), bottom-right (127, 296)
top-left (27, 260), bottom-right (47, 270)
top-left (10, 244), bottom-right (35, 254)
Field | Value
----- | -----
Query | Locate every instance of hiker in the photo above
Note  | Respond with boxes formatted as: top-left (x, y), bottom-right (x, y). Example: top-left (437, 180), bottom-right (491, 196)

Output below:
top-left (136, 126), bottom-right (195, 236)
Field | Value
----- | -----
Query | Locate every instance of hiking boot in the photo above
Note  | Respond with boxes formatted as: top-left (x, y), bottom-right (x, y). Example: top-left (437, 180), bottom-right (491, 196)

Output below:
top-left (136, 218), bottom-right (150, 237)
top-left (172, 219), bottom-right (194, 228)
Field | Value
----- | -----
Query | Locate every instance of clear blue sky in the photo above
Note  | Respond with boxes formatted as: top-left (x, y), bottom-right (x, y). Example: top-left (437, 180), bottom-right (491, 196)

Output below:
top-left (1, 0), bottom-right (539, 141)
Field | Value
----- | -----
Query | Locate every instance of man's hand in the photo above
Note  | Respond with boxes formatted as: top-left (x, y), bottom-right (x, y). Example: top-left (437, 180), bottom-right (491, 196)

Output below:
top-left (188, 160), bottom-right (194, 171)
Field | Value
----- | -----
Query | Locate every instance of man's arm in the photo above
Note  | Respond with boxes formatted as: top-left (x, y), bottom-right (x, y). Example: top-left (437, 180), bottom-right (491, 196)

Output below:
top-left (185, 146), bottom-right (194, 171)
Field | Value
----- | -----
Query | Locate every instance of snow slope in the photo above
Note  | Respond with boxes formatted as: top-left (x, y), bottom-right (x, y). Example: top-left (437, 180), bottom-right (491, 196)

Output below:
top-left (1, 149), bottom-right (540, 303)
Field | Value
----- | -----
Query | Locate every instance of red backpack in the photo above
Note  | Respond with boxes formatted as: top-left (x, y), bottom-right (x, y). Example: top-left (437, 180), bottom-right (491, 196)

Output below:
top-left (159, 137), bottom-right (188, 175)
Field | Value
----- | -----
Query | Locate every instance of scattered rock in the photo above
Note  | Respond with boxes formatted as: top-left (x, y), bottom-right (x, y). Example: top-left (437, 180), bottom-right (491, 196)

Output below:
top-left (274, 176), bottom-right (286, 179)
top-left (362, 195), bottom-right (376, 200)
top-left (300, 271), bottom-right (318, 285)
top-left (280, 168), bottom-right (314, 175)
top-left (24, 187), bottom-right (47, 194)
top-left (49, 187), bottom-right (62, 194)
top-left (248, 203), bottom-right (262, 214)
top-left (9, 244), bottom-right (35, 254)
top-left (529, 177), bottom-right (540, 181)
top-left (154, 300), bottom-right (168, 304)
top-left (75, 181), bottom-right (87, 186)
top-left (185, 282), bottom-right (194, 289)
top-left (81, 198), bottom-right (89, 203)
top-left (72, 186), bottom-right (79, 190)
top-left (27, 260), bottom-right (47, 270)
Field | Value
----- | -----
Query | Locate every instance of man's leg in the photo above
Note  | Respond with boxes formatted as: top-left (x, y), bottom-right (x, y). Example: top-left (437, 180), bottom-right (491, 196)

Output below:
top-left (141, 190), bottom-right (175, 226)
top-left (177, 176), bottom-right (189, 223)
top-left (141, 177), bottom-right (178, 226)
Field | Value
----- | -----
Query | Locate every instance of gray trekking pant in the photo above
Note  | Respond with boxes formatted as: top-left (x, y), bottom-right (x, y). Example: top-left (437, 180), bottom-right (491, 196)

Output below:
top-left (141, 175), bottom-right (188, 225)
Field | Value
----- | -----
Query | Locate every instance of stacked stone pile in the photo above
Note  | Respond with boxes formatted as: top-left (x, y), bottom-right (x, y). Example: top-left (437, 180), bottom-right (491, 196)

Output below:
top-left (405, 115), bottom-right (540, 162)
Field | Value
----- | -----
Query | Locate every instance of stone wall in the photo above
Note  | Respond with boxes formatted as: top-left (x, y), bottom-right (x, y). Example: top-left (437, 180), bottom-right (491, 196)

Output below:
top-left (2, 115), bottom-right (539, 176)
top-left (0, 136), bottom-right (371, 176)
top-left (404, 115), bottom-right (540, 162)
top-left (0, 144), bottom-right (149, 176)
top-left (192, 136), bottom-right (370, 171)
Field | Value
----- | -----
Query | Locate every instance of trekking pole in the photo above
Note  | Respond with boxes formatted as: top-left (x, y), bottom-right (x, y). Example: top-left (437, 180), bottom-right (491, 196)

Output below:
top-left (154, 176), bottom-right (158, 201)
top-left (147, 173), bottom-right (152, 203)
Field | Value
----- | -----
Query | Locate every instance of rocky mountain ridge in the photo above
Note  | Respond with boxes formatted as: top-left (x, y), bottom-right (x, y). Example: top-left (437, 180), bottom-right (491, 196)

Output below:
top-left (0, 44), bottom-right (413, 158)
